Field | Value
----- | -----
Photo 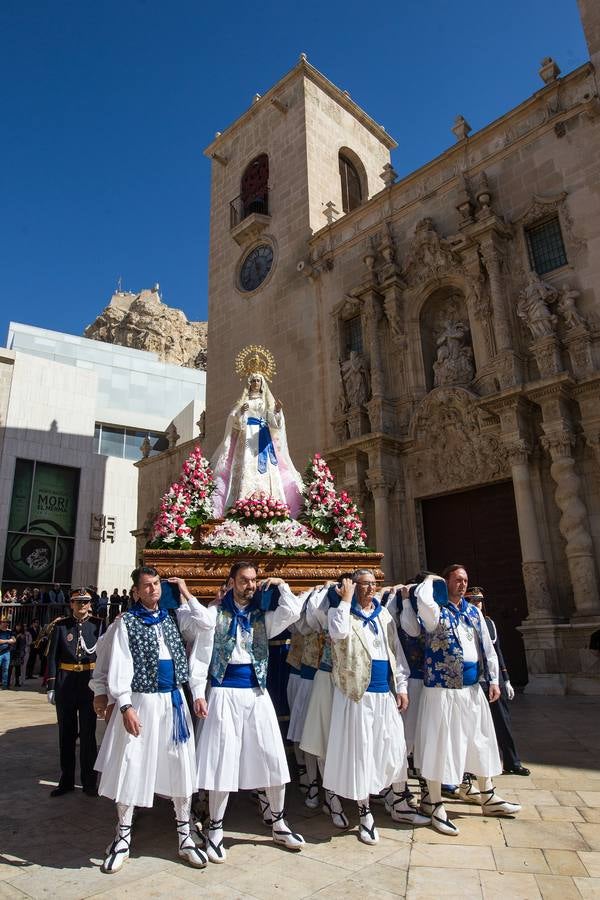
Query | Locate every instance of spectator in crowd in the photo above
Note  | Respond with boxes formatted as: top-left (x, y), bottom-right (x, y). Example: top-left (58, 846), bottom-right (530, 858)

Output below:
top-left (46, 584), bottom-right (66, 605)
top-left (1, 589), bottom-right (15, 604)
top-left (0, 617), bottom-right (15, 689)
top-left (109, 588), bottom-right (121, 605)
top-left (97, 591), bottom-right (109, 618)
top-left (9, 623), bottom-right (27, 687)
top-left (25, 620), bottom-right (42, 678)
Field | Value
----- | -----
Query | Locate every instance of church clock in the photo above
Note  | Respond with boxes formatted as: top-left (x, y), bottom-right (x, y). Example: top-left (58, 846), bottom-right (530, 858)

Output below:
top-left (239, 244), bottom-right (274, 292)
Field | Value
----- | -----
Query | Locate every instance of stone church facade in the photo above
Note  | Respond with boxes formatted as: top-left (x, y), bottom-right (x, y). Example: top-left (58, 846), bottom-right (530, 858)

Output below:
top-left (138, 1), bottom-right (600, 692)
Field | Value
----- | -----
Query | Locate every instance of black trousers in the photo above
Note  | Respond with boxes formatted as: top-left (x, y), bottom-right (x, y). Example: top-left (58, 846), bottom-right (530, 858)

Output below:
top-left (55, 670), bottom-right (98, 789)
top-left (26, 647), bottom-right (41, 678)
top-left (489, 689), bottom-right (520, 770)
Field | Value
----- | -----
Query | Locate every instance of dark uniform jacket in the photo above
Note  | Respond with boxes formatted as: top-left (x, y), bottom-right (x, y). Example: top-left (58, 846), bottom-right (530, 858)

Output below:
top-left (47, 616), bottom-right (104, 682)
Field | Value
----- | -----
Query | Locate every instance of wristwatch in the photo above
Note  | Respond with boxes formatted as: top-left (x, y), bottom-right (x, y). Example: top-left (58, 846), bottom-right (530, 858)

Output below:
top-left (120, 703), bottom-right (133, 714)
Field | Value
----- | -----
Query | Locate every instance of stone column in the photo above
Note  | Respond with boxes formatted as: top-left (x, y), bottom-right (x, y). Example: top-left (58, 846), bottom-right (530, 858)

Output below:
top-left (365, 473), bottom-right (394, 579)
top-left (479, 237), bottom-right (522, 387)
top-left (505, 440), bottom-right (555, 621)
top-left (541, 428), bottom-right (600, 617)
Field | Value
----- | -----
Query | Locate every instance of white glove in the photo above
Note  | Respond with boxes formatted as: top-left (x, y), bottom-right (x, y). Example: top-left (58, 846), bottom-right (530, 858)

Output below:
top-left (47, 690), bottom-right (56, 705)
top-left (505, 680), bottom-right (515, 701)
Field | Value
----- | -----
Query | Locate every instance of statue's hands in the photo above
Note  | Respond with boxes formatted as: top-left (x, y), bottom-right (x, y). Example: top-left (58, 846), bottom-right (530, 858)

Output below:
top-left (274, 399), bottom-right (282, 413)
top-left (240, 402), bottom-right (249, 413)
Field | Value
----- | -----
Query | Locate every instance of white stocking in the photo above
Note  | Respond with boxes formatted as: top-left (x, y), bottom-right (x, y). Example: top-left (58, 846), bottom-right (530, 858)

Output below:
top-left (116, 802), bottom-right (134, 829)
top-left (427, 780), bottom-right (442, 804)
top-left (173, 796), bottom-right (192, 842)
top-left (293, 742), bottom-right (305, 766)
top-left (265, 785), bottom-right (285, 817)
top-left (305, 753), bottom-right (318, 784)
top-left (477, 776), bottom-right (494, 793)
top-left (208, 790), bottom-right (229, 825)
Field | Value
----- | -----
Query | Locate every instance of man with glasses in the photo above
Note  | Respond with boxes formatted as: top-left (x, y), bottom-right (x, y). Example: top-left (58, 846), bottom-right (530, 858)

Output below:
top-left (323, 569), bottom-right (428, 845)
top-left (46, 588), bottom-right (104, 797)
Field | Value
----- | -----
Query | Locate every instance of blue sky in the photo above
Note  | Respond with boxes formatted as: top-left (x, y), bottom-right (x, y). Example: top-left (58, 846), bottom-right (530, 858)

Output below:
top-left (0, 0), bottom-right (589, 345)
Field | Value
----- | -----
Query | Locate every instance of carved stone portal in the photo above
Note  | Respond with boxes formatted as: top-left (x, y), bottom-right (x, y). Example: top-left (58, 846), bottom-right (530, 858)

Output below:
top-left (410, 387), bottom-right (509, 494)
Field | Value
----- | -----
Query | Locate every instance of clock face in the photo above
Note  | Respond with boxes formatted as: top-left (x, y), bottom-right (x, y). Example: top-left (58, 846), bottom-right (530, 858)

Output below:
top-left (239, 244), bottom-right (274, 292)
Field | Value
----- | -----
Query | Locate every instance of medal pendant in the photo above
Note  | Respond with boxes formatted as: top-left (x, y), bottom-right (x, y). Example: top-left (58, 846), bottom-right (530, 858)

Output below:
top-left (66, 633), bottom-right (74, 642)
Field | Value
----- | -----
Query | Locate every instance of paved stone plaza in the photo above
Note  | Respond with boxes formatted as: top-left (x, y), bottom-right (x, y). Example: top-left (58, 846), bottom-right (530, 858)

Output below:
top-left (1, 685), bottom-right (599, 899)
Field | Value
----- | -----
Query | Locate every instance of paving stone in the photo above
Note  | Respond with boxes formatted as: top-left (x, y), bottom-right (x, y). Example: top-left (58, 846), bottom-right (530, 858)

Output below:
top-left (534, 874), bottom-right (581, 899)
top-left (479, 870), bottom-right (541, 898)
top-left (410, 843), bottom-right (495, 870)
top-left (492, 847), bottom-right (550, 875)
top-left (406, 866), bottom-right (482, 899)
top-left (573, 876), bottom-right (600, 898)
top-left (501, 820), bottom-right (590, 850)
top-left (578, 850), bottom-right (600, 877)
top-left (543, 849), bottom-right (589, 876)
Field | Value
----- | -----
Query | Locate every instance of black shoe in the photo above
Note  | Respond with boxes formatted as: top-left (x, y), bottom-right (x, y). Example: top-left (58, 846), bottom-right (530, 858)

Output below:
top-left (503, 765), bottom-right (530, 776)
top-left (83, 785), bottom-right (98, 797)
top-left (50, 784), bottom-right (75, 797)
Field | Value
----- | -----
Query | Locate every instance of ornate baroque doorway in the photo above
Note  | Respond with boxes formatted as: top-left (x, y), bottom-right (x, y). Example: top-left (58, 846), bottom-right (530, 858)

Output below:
top-left (421, 480), bottom-right (529, 686)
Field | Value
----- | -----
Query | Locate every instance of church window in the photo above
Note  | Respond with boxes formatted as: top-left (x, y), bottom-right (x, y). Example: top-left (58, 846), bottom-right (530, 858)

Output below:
top-left (343, 315), bottom-right (363, 355)
top-left (241, 154), bottom-right (269, 218)
top-left (339, 153), bottom-right (362, 212)
top-left (525, 216), bottom-right (567, 275)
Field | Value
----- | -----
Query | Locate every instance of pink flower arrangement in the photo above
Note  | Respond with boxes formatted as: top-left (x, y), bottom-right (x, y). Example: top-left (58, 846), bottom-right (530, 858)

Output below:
top-left (228, 491), bottom-right (291, 527)
top-left (301, 453), bottom-right (367, 550)
top-left (149, 444), bottom-right (215, 549)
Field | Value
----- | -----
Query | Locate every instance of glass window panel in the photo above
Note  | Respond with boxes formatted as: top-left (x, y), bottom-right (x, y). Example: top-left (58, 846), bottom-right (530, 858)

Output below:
top-left (94, 424), bottom-right (101, 453)
top-left (343, 316), bottom-right (363, 355)
top-left (53, 538), bottom-right (76, 584)
top-left (124, 430), bottom-right (148, 461)
top-left (3, 532), bottom-right (56, 583)
top-left (149, 432), bottom-right (169, 456)
top-left (99, 426), bottom-right (125, 459)
top-left (526, 217), bottom-right (567, 275)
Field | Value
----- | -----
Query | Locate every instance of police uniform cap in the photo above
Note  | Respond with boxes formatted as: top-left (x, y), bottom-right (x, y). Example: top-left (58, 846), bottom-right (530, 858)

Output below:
top-left (70, 587), bottom-right (92, 600)
top-left (465, 586), bottom-right (484, 599)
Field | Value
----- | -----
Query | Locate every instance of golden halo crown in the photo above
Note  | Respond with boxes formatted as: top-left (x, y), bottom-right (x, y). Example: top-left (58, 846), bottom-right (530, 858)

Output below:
top-left (235, 345), bottom-right (277, 382)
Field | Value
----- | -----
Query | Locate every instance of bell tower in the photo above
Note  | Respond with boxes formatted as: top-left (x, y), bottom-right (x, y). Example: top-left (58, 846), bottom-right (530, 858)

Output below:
top-left (203, 55), bottom-right (396, 462)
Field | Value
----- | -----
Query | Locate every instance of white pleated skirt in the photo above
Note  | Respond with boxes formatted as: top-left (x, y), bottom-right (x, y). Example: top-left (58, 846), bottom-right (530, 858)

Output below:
top-left (286, 675), bottom-right (314, 743)
top-left (96, 690), bottom-right (197, 807)
top-left (402, 677), bottom-right (423, 756)
top-left (322, 687), bottom-right (407, 801)
top-left (196, 686), bottom-right (289, 792)
top-left (414, 684), bottom-right (502, 784)
top-left (286, 670), bottom-right (301, 714)
top-left (300, 669), bottom-right (334, 760)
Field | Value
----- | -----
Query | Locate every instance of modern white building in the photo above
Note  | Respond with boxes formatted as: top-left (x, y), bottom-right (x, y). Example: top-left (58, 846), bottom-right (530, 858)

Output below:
top-left (0, 322), bottom-right (205, 592)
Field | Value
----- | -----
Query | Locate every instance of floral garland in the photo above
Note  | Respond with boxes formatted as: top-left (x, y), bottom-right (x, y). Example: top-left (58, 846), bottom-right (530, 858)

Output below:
top-left (148, 444), bottom-right (215, 549)
top-left (202, 518), bottom-right (321, 555)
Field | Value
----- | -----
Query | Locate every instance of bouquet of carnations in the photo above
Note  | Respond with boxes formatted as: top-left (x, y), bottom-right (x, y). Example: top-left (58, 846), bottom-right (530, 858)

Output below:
top-left (228, 491), bottom-right (290, 527)
top-left (301, 453), bottom-right (368, 550)
top-left (201, 517), bottom-right (320, 555)
top-left (148, 444), bottom-right (215, 549)
top-left (330, 490), bottom-right (368, 551)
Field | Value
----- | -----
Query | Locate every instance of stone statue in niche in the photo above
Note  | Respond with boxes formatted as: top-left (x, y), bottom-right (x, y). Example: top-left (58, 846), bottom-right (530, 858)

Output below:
top-left (556, 284), bottom-right (586, 330)
top-left (516, 271), bottom-right (558, 339)
top-left (433, 319), bottom-right (475, 387)
top-left (340, 350), bottom-right (370, 407)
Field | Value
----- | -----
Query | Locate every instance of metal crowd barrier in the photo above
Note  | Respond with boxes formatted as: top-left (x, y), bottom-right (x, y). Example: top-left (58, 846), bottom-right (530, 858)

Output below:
top-left (0, 601), bottom-right (128, 628)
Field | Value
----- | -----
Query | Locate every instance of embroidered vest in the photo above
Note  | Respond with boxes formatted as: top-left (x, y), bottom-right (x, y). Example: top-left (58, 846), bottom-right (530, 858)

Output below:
top-left (287, 631), bottom-right (304, 670)
top-left (423, 600), bottom-right (489, 689)
top-left (124, 613), bottom-right (188, 693)
top-left (319, 633), bottom-right (333, 671)
top-left (331, 606), bottom-right (397, 702)
top-left (210, 607), bottom-right (269, 690)
top-left (301, 630), bottom-right (324, 669)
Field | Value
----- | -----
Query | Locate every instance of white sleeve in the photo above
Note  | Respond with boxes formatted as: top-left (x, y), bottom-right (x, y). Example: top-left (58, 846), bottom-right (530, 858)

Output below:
top-left (391, 626), bottom-right (410, 694)
top-left (188, 629), bottom-right (215, 701)
top-left (386, 592), bottom-right (398, 623)
top-left (399, 597), bottom-right (421, 638)
top-left (305, 586), bottom-right (329, 632)
top-left (265, 583), bottom-right (304, 639)
top-left (477, 607), bottom-right (499, 685)
top-left (176, 598), bottom-right (218, 643)
top-left (414, 578), bottom-right (442, 633)
top-left (328, 601), bottom-right (352, 642)
top-left (89, 621), bottom-right (118, 699)
top-left (106, 619), bottom-right (135, 709)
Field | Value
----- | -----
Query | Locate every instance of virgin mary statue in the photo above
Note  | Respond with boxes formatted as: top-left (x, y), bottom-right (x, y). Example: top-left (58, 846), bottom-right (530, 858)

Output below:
top-left (210, 346), bottom-right (304, 518)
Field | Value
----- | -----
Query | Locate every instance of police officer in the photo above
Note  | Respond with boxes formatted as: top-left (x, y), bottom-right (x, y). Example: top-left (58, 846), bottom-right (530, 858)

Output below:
top-left (47, 588), bottom-right (104, 797)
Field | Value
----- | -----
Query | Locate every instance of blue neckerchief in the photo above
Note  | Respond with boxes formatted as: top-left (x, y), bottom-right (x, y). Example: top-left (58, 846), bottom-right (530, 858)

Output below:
top-left (221, 589), bottom-right (260, 637)
top-left (351, 597), bottom-right (382, 634)
top-left (247, 416), bottom-right (278, 474)
top-left (447, 598), bottom-right (476, 632)
top-left (128, 601), bottom-right (169, 626)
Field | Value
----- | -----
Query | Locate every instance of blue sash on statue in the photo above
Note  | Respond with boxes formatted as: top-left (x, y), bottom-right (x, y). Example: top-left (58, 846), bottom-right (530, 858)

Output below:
top-left (366, 659), bottom-right (391, 693)
top-left (300, 664), bottom-right (317, 681)
top-left (247, 417), bottom-right (278, 474)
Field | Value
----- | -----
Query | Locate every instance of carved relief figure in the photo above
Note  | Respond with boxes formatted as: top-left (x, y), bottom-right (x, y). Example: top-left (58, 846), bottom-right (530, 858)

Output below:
top-left (340, 350), bottom-right (370, 407)
top-left (516, 271), bottom-right (558, 339)
top-left (556, 284), bottom-right (585, 330)
top-left (433, 319), bottom-right (475, 386)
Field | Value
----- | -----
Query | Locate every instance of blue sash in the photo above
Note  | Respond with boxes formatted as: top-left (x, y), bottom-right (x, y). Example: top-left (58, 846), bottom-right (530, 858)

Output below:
top-left (157, 660), bottom-right (190, 744)
top-left (247, 417), bottom-right (278, 474)
top-left (318, 662), bottom-right (332, 673)
top-left (462, 660), bottom-right (479, 686)
top-left (366, 659), bottom-right (391, 693)
top-left (211, 663), bottom-right (259, 689)
top-left (300, 664), bottom-right (317, 681)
